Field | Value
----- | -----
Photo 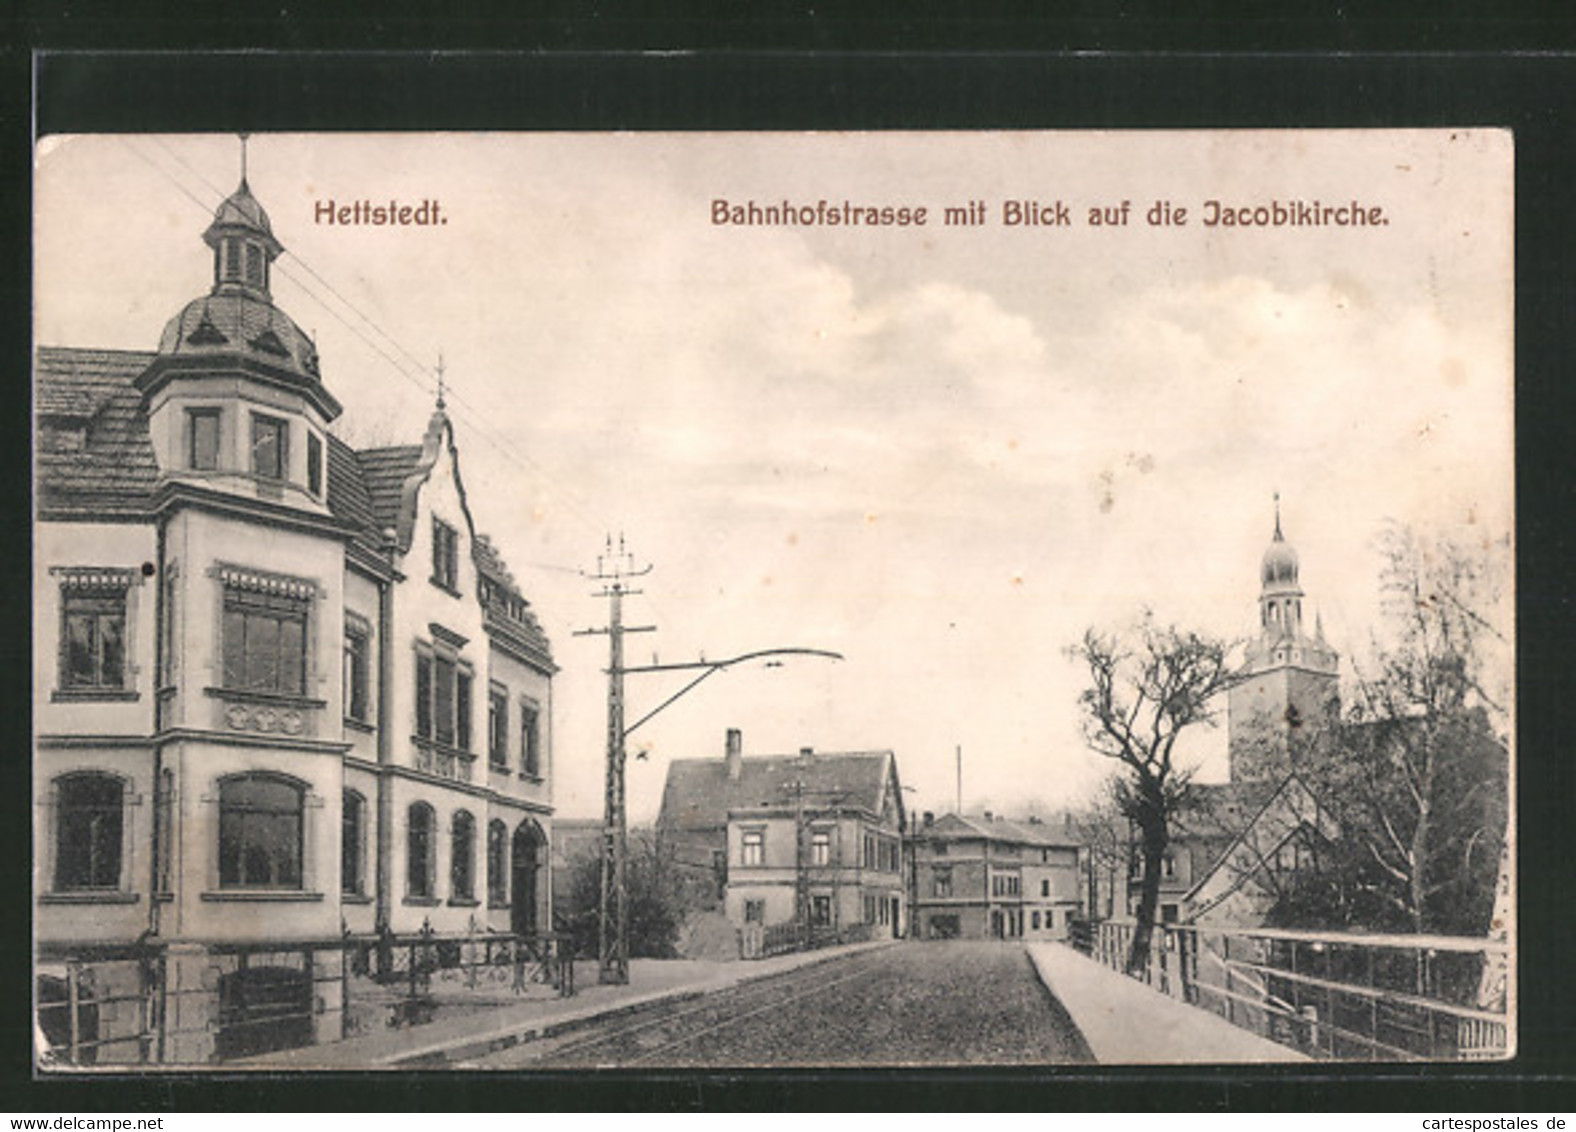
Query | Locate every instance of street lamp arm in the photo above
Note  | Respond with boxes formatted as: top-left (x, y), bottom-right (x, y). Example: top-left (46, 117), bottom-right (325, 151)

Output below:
top-left (621, 648), bottom-right (843, 739)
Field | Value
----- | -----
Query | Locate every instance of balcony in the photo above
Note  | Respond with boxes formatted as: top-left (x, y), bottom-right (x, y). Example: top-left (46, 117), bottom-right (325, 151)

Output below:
top-left (412, 739), bottom-right (476, 784)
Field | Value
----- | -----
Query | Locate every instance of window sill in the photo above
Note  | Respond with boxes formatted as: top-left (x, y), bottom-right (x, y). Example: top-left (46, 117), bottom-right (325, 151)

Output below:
top-left (487, 759), bottom-right (510, 774)
top-left (51, 689), bottom-right (139, 704)
top-left (344, 717), bottom-right (375, 734)
top-left (518, 772), bottom-right (544, 783)
top-left (447, 897), bottom-right (480, 908)
top-left (403, 896), bottom-right (441, 907)
top-left (429, 578), bottom-right (462, 599)
top-left (206, 687), bottom-right (327, 710)
top-left (342, 892), bottom-right (374, 905)
top-left (39, 891), bottom-right (140, 906)
top-left (201, 890), bottom-right (323, 903)
top-left (487, 901), bottom-right (511, 911)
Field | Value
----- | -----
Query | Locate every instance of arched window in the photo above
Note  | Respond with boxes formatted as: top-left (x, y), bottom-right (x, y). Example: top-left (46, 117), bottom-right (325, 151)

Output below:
top-left (407, 803), bottom-right (435, 899)
top-left (450, 810), bottom-right (476, 902)
top-left (487, 819), bottom-right (508, 907)
top-left (219, 774), bottom-right (304, 888)
top-left (342, 790), bottom-right (366, 896)
top-left (54, 773), bottom-right (124, 891)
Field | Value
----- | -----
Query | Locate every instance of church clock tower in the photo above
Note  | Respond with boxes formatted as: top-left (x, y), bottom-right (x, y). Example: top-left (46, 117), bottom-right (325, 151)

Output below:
top-left (1226, 497), bottom-right (1340, 782)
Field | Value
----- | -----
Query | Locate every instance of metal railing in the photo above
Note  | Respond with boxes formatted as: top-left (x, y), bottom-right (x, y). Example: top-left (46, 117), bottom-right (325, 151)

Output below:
top-left (1092, 920), bottom-right (1510, 1061)
top-left (740, 920), bottom-right (871, 960)
top-left (37, 925), bottom-right (574, 1067)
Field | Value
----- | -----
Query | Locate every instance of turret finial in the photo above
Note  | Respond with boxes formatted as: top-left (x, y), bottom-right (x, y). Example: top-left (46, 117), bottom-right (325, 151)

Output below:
top-left (1273, 491), bottom-right (1283, 540)
top-left (435, 354), bottom-right (446, 410)
top-left (238, 132), bottom-right (250, 189)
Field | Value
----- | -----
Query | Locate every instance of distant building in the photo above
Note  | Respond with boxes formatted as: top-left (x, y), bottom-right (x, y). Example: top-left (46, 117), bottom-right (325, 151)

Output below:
top-left (910, 812), bottom-right (1082, 941)
top-left (656, 730), bottom-right (908, 945)
top-left (34, 165), bottom-right (557, 1063)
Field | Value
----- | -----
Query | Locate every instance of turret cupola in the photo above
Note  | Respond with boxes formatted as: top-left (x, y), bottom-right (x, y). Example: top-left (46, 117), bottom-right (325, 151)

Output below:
top-left (1258, 493), bottom-right (1305, 637)
top-left (204, 177), bottom-right (282, 299)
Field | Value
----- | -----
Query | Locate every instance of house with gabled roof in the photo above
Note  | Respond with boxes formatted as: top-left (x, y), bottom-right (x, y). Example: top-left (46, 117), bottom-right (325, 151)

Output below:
top-left (656, 729), bottom-right (908, 947)
top-left (34, 166), bottom-right (556, 1063)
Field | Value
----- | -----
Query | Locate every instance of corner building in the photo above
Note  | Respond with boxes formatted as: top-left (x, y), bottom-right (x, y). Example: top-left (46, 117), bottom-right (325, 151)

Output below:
top-left (34, 172), bottom-right (556, 1063)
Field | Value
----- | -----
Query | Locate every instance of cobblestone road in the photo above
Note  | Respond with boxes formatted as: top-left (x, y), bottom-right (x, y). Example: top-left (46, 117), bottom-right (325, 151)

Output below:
top-left (469, 940), bottom-right (1093, 1068)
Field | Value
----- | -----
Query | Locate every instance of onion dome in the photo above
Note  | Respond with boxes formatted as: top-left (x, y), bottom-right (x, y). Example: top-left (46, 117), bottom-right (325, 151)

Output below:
top-left (1259, 493), bottom-right (1299, 588)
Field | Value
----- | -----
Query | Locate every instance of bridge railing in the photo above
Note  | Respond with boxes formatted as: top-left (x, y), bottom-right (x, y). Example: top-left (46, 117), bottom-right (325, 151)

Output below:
top-left (1092, 920), bottom-right (1510, 1061)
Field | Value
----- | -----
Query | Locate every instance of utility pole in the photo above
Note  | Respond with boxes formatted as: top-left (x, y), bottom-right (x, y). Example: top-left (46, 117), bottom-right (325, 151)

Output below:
top-left (574, 535), bottom-right (654, 986)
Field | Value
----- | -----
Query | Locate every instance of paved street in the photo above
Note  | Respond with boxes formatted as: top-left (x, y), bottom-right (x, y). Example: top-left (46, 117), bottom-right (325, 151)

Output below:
top-left (463, 941), bottom-right (1093, 1068)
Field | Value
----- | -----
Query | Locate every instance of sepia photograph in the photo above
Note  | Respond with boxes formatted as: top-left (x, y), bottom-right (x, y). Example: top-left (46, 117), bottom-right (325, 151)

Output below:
top-left (32, 129), bottom-right (1513, 1070)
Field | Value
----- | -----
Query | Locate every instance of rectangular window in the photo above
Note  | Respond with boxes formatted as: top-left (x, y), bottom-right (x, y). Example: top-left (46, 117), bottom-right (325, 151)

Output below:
top-left (223, 590), bottom-right (307, 696)
top-left (521, 701), bottom-right (541, 776)
top-left (744, 898), bottom-right (765, 923)
top-left (811, 829), bottom-right (831, 866)
top-left (245, 243), bottom-right (264, 286)
top-left (811, 894), bottom-right (832, 927)
top-left (933, 843), bottom-right (948, 856)
top-left (1032, 911), bottom-right (1041, 930)
top-left (414, 645), bottom-right (473, 752)
top-left (251, 414), bottom-right (287, 481)
top-left (488, 686), bottom-right (509, 768)
top-left (189, 408), bottom-right (220, 470)
top-left (61, 591), bottom-right (127, 690)
top-left (932, 868), bottom-right (952, 898)
top-left (432, 518), bottom-right (458, 591)
top-left (741, 829), bottom-right (764, 867)
top-left (343, 624), bottom-right (369, 722)
top-left (456, 669), bottom-right (472, 752)
top-left (307, 432), bottom-right (323, 496)
top-left (415, 652), bottom-right (433, 739)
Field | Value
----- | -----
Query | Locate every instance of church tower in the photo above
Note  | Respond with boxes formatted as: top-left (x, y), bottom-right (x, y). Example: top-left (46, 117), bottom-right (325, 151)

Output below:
top-left (1226, 497), bottom-right (1340, 782)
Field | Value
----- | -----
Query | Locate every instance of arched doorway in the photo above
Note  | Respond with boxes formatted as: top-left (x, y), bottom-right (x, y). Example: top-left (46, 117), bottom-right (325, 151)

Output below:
top-left (511, 819), bottom-right (546, 938)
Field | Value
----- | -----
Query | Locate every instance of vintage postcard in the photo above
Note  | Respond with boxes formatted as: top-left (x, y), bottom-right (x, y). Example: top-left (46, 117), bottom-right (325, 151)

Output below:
top-left (32, 130), bottom-right (1512, 1069)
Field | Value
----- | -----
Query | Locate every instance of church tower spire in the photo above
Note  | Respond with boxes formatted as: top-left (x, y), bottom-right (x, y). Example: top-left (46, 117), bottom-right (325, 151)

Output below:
top-left (1226, 495), bottom-right (1340, 783)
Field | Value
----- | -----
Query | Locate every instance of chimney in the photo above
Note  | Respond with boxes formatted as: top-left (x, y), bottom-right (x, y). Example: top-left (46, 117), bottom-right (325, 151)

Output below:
top-left (923, 811), bottom-right (934, 828)
top-left (983, 810), bottom-right (993, 822)
top-left (799, 746), bottom-right (814, 760)
top-left (726, 728), bottom-right (743, 781)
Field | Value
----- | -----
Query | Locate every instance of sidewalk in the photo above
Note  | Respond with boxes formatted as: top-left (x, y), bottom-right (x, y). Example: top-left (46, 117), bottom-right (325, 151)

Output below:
top-left (1027, 943), bottom-right (1309, 1064)
top-left (246, 940), bottom-right (895, 1070)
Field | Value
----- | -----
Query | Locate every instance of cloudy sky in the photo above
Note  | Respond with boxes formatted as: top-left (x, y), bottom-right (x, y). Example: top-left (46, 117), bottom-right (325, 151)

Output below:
top-left (34, 131), bottom-right (1513, 822)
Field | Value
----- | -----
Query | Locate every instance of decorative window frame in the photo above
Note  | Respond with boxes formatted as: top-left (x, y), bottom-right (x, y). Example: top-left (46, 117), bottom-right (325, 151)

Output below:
top-left (448, 809), bottom-right (478, 907)
top-left (39, 771), bottom-right (139, 904)
top-left (202, 771), bottom-right (323, 901)
top-left (52, 567), bottom-right (141, 702)
top-left (412, 634), bottom-right (476, 781)
top-left (486, 818), bottom-right (509, 908)
top-left (488, 683), bottom-right (510, 771)
top-left (210, 563), bottom-right (324, 711)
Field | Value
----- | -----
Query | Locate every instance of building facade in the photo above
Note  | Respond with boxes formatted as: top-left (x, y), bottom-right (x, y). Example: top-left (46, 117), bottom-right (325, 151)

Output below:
top-left (34, 171), bottom-right (557, 1063)
top-left (656, 730), bottom-right (908, 947)
top-left (911, 812), bottom-right (1083, 941)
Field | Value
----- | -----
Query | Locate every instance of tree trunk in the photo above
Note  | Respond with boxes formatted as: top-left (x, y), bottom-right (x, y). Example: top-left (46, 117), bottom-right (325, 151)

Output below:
top-left (1126, 813), bottom-right (1168, 978)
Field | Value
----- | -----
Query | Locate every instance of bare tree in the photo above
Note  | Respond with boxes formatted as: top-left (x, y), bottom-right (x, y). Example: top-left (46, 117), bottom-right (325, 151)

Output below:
top-left (1068, 787), bottom-right (1131, 923)
top-left (1069, 615), bottom-right (1234, 975)
top-left (1312, 524), bottom-right (1510, 936)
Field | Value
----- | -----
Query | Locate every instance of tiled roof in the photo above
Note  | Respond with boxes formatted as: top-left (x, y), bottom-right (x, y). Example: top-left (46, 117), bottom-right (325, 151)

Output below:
top-left (658, 750), bottom-right (894, 834)
top-left (923, 812), bottom-right (1082, 849)
top-left (35, 348), bottom-right (160, 518)
top-left (354, 444), bottom-right (425, 535)
top-left (35, 348), bottom-right (549, 665)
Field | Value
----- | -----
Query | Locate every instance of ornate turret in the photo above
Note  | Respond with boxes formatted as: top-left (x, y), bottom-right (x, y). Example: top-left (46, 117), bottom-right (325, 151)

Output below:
top-left (1227, 496), bottom-right (1340, 782)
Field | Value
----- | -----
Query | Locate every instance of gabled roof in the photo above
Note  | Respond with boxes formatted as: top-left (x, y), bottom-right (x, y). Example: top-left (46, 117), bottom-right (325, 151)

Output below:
top-left (35, 348), bottom-right (160, 518)
top-left (658, 750), bottom-right (896, 835)
top-left (921, 811), bottom-right (1081, 849)
top-left (35, 346), bottom-right (551, 665)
